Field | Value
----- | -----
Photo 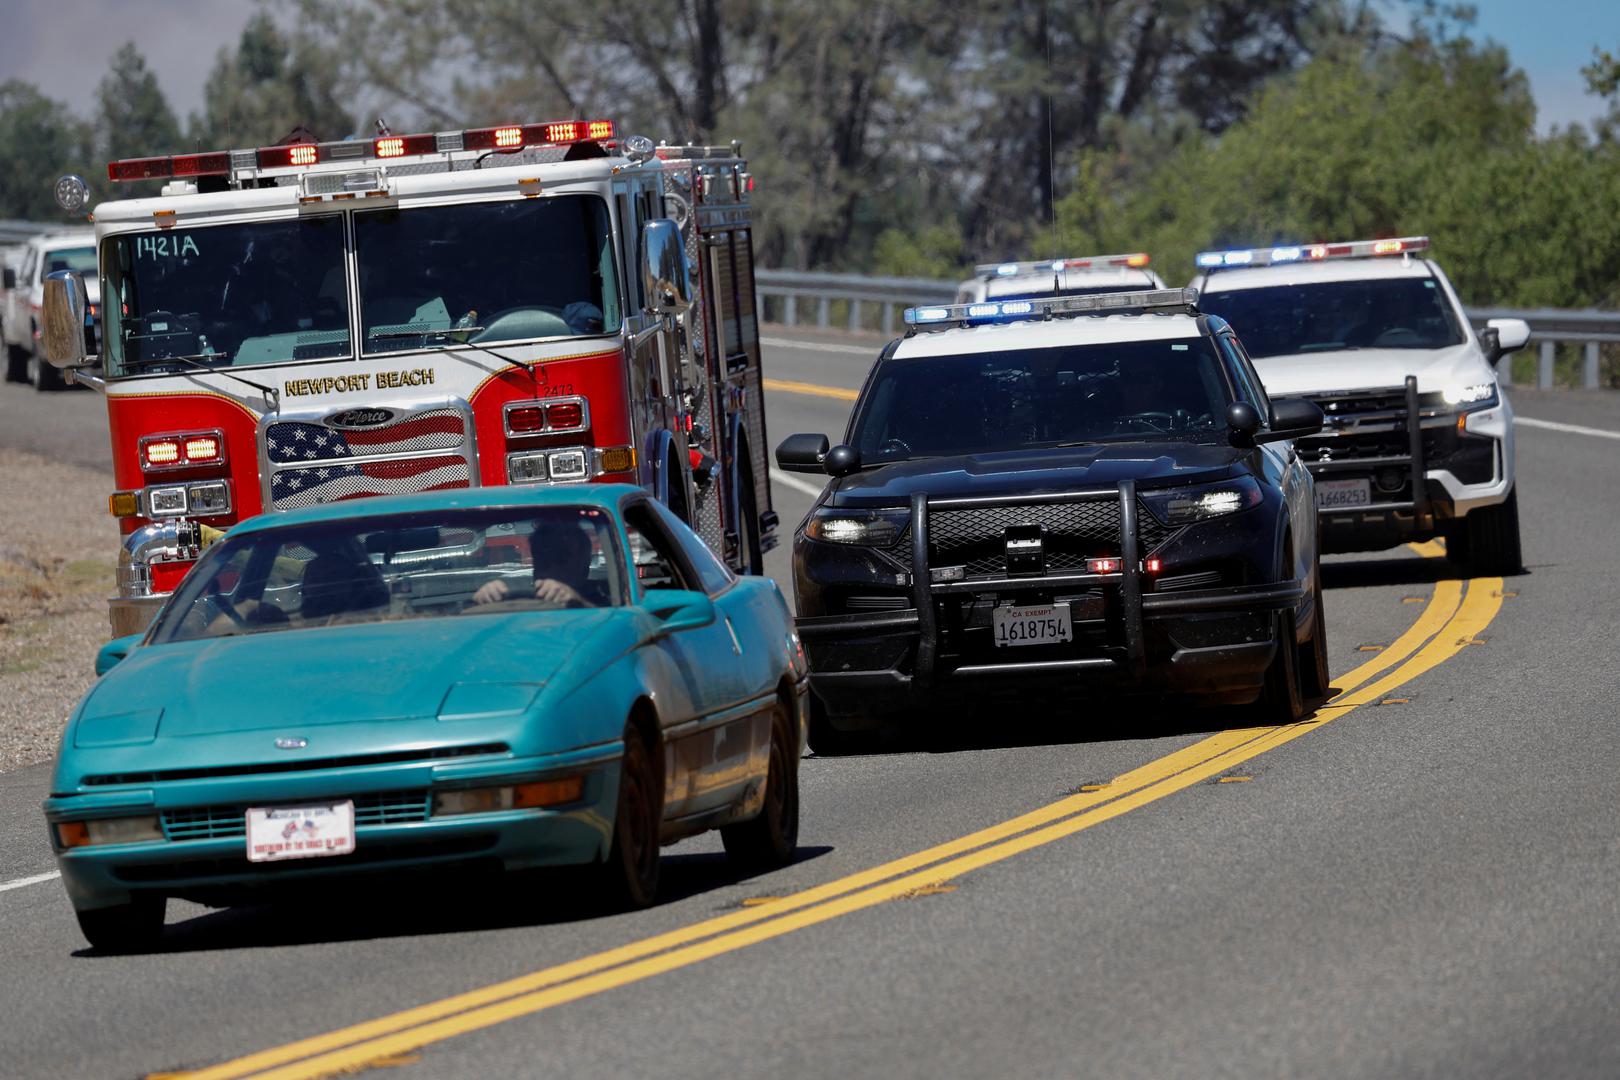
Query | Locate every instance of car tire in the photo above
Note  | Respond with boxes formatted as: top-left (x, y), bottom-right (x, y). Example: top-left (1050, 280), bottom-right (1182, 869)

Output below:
top-left (1261, 609), bottom-right (1308, 722)
top-left (720, 702), bottom-right (799, 870)
top-left (4, 341), bottom-right (27, 383)
top-left (74, 894), bottom-right (166, 953)
top-left (29, 344), bottom-right (63, 392)
top-left (1298, 565), bottom-right (1331, 702)
top-left (1463, 489), bottom-right (1523, 576)
top-left (806, 695), bottom-right (880, 756)
top-left (594, 724), bottom-right (661, 910)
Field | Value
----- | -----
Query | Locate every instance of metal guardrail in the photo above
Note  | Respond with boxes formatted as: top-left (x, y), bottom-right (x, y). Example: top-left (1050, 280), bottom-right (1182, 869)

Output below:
top-left (0, 220), bottom-right (59, 246)
top-left (756, 270), bottom-right (1620, 390)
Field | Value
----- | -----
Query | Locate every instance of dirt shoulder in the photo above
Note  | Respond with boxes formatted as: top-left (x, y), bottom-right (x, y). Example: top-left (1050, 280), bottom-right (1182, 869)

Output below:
top-left (0, 448), bottom-right (119, 772)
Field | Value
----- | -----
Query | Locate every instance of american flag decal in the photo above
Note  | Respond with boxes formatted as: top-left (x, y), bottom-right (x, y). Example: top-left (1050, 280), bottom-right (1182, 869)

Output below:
top-left (265, 407), bottom-right (472, 510)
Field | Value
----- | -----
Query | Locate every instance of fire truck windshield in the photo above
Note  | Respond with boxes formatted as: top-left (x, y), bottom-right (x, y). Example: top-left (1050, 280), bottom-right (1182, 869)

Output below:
top-left (101, 215), bottom-right (350, 377)
top-left (354, 195), bottom-right (620, 353)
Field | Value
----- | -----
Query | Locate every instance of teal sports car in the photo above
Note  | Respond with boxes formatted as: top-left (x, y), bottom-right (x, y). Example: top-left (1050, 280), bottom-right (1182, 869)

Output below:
top-left (44, 484), bottom-right (808, 952)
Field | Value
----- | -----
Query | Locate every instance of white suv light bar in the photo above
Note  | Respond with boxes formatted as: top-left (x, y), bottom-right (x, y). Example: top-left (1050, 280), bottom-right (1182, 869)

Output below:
top-left (1196, 236), bottom-right (1429, 271)
top-left (905, 287), bottom-right (1199, 328)
top-left (975, 252), bottom-right (1151, 278)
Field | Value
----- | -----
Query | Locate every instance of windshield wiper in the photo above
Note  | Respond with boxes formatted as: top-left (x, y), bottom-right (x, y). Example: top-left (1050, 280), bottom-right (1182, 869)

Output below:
top-left (122, 352), bottom-right (280, 410)
top-left (369, 327), bottom-right (487, 341)
top-left (369, 327), bottom-right (541, 389)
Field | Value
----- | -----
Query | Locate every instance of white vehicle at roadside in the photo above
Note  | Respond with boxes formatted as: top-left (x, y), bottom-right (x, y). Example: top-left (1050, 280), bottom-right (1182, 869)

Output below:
top-left (1191, 237), bottom-right (1529, 574)
top-left (3, 229), bottom-right (98, 390)
top-left (955, 252), bottom-right (1165, 305)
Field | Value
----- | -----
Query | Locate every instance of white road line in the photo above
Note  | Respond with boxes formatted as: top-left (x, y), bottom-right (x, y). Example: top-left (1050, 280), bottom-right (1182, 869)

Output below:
top-left (0, 870), bottom-right (60, 894)
top-left (760, 336), bottom-right (878, 356)
top-left (1515, 416), bottom-right (1620, 441)
top-left (770, 468), bottom-right (826, 498)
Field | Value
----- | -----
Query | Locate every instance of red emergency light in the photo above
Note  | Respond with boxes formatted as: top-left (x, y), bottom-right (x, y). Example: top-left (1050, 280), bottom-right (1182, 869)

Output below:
top-left (106, 119), bottom-right (619, 184)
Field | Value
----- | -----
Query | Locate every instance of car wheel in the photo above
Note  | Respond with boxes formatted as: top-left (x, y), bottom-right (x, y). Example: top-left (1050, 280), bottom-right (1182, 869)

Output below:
top-left (594, 724), bottom-right (661, 910)
top-left (806, 694), bottom-right (880, 756)
top-left (1463, 489), bottom-right (1523, 576)
top-left (1298, 563), bottom-right (1331, 702)
top-left (29, 344), bottom-right (63, 392)
top-left (721, 702), bottom-right (799, 870)
top-left (74, 894), bottom-right (166, 953)
top-left (4, 341), bottom-right (27, 383)
top-left (1261, 609), bottom-right (1307, 722)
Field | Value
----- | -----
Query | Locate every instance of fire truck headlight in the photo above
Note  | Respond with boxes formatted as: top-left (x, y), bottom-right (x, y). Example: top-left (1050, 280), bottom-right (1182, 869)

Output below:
top-left (546, 449), bottom-right (589, 482)
top-left (147, 486), bottom-right (189, 517)
top-left (188, 481), bottom-right (230, 516)
top-left (507, 451), bottom-right (549, 485)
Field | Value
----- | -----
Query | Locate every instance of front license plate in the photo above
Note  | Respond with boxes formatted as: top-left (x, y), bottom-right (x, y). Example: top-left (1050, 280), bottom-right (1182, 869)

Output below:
top-left (1316, 478), bottom-right (1372, 510)
top-left (992, 603), bottom-right (1073, 648)
top-left (245, 801), bottom-right (356, 863)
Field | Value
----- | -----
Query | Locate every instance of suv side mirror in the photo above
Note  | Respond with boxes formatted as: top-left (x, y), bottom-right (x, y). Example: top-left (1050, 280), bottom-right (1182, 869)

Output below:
top-left (641, 218), bottom-right (692, 316)
top-left (1225, 401), bottom-right (1262, 443)
top-left (42, 270), bottom-right (93, 369)
top-left (1484, 317), bottom-right (1530, 359)
top-left (776, 433), bottom-right (830, 474)
top-left (1256, 397), bottom-right (1324, 443)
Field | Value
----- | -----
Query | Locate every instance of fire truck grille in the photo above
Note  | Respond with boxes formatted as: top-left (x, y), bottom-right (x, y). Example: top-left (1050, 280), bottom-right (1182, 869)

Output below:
top-left (927, 498), bottom-right (1173, 577)
top-left (271, 456), bottom-right (472, 510)
top-left (265, 409), bottom-right (466, 463)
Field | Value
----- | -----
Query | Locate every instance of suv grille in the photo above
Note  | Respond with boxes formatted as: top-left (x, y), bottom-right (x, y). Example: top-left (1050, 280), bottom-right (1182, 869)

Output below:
top-left (928, 498), bottom-right (1174, 577)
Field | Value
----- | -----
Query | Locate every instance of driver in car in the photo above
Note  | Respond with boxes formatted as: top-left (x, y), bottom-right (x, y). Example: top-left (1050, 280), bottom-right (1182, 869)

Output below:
top-left (472, 524), bottom-right (605, 608)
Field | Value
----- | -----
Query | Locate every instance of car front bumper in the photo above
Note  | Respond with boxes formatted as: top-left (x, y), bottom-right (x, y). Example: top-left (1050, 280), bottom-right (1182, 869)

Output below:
top-left (45, 745), bottom-right (621, 912)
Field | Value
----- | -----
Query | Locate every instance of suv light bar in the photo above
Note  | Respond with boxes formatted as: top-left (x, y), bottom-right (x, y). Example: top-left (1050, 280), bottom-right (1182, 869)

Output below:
top-left (905, 287), bottom-right (1200, 329)
top-left (975, 252), bottom-right (1151, 278)
top-left (107, 119), bottom-right (618, 184)
top-left (1195, 236), bottom-right (1429, 271)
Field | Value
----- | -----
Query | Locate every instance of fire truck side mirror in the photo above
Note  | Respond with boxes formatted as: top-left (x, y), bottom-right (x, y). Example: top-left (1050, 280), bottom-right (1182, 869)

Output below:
top-left (641, 218), bottom-right (692, 316)
top-left (42, 270), bottom-right (93, 370)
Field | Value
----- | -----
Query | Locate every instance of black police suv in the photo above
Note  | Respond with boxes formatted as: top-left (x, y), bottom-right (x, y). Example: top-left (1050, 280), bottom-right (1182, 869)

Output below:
top-left (776, 291), bottom-right (1330, 753)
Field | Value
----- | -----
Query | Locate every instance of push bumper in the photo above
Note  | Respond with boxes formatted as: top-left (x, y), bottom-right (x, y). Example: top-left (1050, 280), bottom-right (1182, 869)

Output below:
top-left (797, 484), bottom-right (1299, 714)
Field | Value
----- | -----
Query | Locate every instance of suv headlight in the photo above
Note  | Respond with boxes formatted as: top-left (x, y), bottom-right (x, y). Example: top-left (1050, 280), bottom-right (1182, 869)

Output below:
top-left (1442, 381), bottom-right (1498, 409)
top-left (1141, 476), bottom-right (1263, 526)
top-left (805, 507), bottom-right (909, 546)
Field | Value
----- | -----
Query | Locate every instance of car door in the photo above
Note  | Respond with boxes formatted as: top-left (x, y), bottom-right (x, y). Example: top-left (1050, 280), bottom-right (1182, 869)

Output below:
top-left (623, 500), bottom-right (756, 820)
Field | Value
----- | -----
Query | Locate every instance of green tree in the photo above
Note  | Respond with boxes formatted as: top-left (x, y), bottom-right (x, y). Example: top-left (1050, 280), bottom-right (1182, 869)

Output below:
top-left (0, 81), bottom-right (95, 221)
top-left (96, 42), bottom-right (182, 165)
top-left (190, 13), bottom-right (355, 147)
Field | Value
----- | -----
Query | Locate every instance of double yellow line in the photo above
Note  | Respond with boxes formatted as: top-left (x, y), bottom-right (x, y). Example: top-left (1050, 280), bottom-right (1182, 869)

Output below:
top-left (177, 559), bottom-right (1502, 1080)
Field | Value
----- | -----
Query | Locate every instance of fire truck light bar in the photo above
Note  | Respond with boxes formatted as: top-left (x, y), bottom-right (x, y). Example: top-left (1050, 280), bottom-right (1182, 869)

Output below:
top-left (904, 288), bottom-right (1200, 329)
top-left (1195, 236), bottom-right (1430, 270)
top-left (106, 120), bottom-right (618, 183)
top-left (975, 253), bottom-right (1152, 278)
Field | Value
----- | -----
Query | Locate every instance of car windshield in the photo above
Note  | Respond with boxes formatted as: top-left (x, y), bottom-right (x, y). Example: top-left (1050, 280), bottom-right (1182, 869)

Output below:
top-left (850, 337), bottom-right (1233, 462)
top-left (44, 245), bottom-right (97, 278)
top-left (101, 217), bottom-right (350, 376)
top-left (354, 196), bottom-right (620, 353)
top-left (1199, 277), bottom-right (1465, 358)
top-left (150, 505), bottom-right (627, 644)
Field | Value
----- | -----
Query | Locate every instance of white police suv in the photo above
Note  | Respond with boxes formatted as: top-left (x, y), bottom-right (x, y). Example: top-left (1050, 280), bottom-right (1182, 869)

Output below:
top-left (956, 253), bottom-right (1165, 305)
top-left (1191, 237), bottom-right (1529, 574)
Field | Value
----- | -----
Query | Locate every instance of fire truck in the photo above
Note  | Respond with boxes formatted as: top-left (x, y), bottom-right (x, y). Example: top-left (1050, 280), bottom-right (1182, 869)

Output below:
top-left (40, 121), bottom-right (778, 637)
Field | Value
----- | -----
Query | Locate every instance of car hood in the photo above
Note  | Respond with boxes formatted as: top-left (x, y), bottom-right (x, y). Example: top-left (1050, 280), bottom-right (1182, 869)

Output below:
top-left (828, 442), bottom-right (1250, 508)
top-left (1252, 343), bottom-right (1483, 398)
top-left (78, 608), bottom-right (628, 740)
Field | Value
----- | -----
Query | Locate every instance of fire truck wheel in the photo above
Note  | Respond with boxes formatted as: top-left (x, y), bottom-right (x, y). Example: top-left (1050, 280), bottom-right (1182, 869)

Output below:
top-left (738, 458), bottom-right (764, 575)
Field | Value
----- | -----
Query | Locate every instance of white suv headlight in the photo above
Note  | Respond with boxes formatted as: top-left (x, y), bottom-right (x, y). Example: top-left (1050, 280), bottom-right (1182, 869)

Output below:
top-left (1442, 381), bottom-right (1498, 407)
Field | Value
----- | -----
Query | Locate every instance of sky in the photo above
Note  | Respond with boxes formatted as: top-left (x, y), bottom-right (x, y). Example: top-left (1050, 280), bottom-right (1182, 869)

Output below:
top-left (1, 0), bottom-right (1618, 134)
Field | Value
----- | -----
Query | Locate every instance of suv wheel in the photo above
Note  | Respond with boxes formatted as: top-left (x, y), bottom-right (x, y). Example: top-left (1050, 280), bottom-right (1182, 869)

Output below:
top-left (1298, 562), bottom-right (1331, 701)
top-left (1462, 489), bottom-right (1523, 576)
top-left (806, 694), bottom-right (880, 756)
top-left (1261, 609), bottom-right (1308, 722)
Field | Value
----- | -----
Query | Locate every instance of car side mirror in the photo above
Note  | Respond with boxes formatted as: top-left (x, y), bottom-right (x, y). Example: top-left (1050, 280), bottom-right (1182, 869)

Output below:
top-left (1485, 317), bottom-right (1530, 359)
top-left (1255, 397), bottom-right (1325, 443)
top-left (646, 588), bottom-right (715, 634)
top-left (95, 633), bottom-right (144, 675)
top-left (641, 218), bottom-right (692, 316)
top-left (43, 270), bottom-right (94, 369)
top-left (2, 267), bottom-right (14, 290)
top-left (776, 433), bottom-right (830, 474)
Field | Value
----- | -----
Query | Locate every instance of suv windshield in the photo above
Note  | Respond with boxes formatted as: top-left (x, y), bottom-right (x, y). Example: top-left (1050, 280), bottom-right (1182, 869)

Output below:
top-left (151, 505), bottom-right (626, 643)
top-left (1199, 276), bottom-right (1465, 358)
top-left (44, 245), bottom-right (97, 278)
top-left (851, 337), bottom-right (1233, 462)
top-left (101, 217), bottom-right (350, 376)
top-left (355, 196), bottom-right (619, 353)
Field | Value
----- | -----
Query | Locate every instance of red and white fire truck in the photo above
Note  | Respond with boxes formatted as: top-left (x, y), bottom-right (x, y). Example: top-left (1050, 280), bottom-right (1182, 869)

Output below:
top-left (41, 121), bottom-right (778, 636)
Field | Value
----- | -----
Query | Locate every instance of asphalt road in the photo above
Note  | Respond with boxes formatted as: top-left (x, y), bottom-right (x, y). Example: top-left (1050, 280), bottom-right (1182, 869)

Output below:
top-left (1, 337), bottom-right (1618, 1079)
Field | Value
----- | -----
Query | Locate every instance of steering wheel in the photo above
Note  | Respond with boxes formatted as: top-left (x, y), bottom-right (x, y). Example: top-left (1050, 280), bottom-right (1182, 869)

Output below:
top-left (471, 306), bottom-right (573, 342)
top-left (879, 437), bottom-right (912, 457)
top-left (1116, 411), bottom-right (1175, 433)
top-left (1370, 327), bottom-right (1424, 347)
top-left (202, 580), bottom-right (248, 630)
